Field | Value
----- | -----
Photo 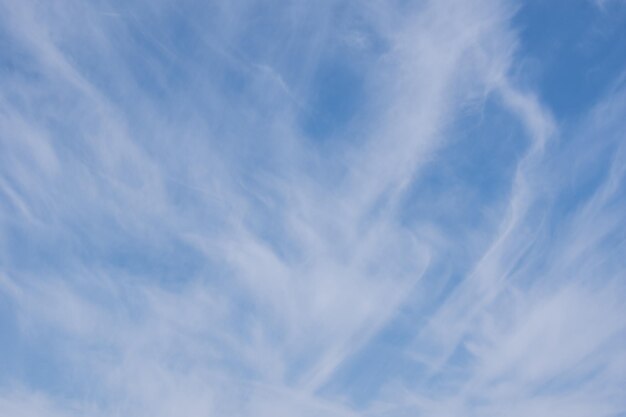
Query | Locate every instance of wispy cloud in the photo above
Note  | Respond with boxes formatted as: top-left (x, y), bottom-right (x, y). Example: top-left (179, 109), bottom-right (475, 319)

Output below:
top-left (1, 0), bottom-right (625, 416)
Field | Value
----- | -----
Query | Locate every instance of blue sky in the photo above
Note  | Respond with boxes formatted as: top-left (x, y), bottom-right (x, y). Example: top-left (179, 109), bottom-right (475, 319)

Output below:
top-left (1, 0), bottom-right (625, 416)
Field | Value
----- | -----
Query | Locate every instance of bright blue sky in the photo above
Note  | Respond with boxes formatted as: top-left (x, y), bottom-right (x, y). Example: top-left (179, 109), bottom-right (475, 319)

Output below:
top-left (1, 1), bottom-right (625, 416)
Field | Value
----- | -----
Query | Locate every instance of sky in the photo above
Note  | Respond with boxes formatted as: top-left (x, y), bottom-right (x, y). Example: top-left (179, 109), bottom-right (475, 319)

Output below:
top-left (0, 0), bottom-right (625, 416)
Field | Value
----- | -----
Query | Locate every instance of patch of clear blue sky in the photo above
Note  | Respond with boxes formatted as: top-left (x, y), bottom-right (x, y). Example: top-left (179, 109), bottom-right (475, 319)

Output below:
top-left (513, 0), bottom-right (626, 119)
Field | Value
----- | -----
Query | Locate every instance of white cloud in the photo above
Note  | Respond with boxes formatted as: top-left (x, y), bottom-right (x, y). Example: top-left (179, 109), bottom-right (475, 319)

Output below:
top-left (0, 0), bottom-right (624, 416)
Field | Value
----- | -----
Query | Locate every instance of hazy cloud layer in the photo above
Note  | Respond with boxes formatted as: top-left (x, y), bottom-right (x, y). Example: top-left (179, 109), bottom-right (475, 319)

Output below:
top-left (1, 0), bottom-right (625, 416)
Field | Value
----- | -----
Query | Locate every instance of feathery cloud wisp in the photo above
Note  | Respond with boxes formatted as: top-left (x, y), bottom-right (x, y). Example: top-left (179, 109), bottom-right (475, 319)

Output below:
top-left (1, 0), bottom-right (625, 416)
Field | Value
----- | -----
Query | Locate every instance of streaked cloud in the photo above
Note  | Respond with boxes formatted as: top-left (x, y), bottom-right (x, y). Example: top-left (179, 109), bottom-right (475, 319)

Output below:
top-left (1, 0), bottom-right (625, 416)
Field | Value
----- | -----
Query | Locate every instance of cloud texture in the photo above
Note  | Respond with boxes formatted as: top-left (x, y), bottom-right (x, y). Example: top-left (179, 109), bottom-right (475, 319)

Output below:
top-left (1, 0), bottom-right (625, 416)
